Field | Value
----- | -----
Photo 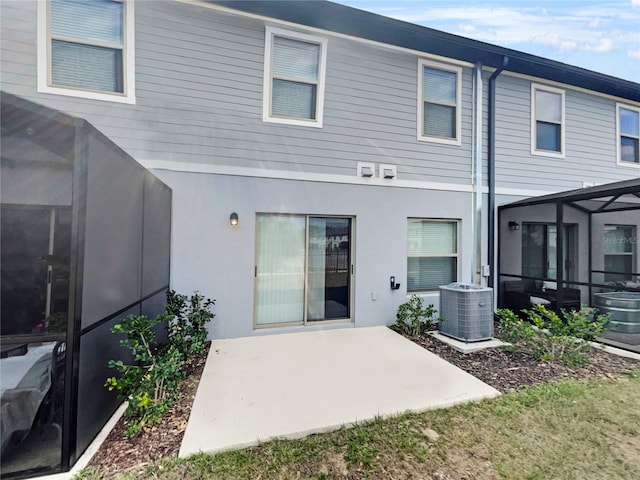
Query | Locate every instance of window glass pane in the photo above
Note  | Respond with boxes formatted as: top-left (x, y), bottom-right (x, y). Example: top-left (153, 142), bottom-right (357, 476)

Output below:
top-left (604, 226), bottom-right (634, 254)
top-left (604, 255), bottom-right (633, 282)
top-left (536, 90), bottom-right (561, 122)
top-left (423, 103), bottom-right (455, 138)
top-left (536, 121), bottom-right (561, 152)
top-left (620, 136), bottom-right (639, 163)
top-left (423, 67), bottom-right (456, 103)
top-left (255, 215), bottom-right (306, 325)
top-left (408, 257), bottom-right (457, 291)
top-left (522, 224), bottom-right (546, 279)
top-left (307, 218), bottom-right (350, 321)
top-left (272, 79), bottom-right (316, 119)
top-left (408, 220), bottom-right (456, 256)
top-left (51, 0), bottom-right (123, 45)
top-left (273, 37), bottom-right (319, 80)
top-left (52, 40), bottom-right (123, 92)
top-left (619, 108), bottom-right (639, 136)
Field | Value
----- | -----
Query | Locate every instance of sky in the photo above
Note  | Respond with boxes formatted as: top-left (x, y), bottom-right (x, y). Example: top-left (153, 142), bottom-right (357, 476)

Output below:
top-left (338, 0), bottom-right (640, 82)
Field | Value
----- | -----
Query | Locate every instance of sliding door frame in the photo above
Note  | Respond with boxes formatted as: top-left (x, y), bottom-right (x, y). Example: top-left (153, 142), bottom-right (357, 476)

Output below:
top-left (253, 213), bottom-right (355, 329)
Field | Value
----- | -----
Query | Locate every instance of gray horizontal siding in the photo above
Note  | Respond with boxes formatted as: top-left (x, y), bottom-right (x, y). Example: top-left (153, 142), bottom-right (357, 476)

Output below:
top-left (494, 74), bottom-right (633, 191)
top-left (1, 0), bottom-right (634, 191)
top-left (0, 0), bottom-right (475, 185)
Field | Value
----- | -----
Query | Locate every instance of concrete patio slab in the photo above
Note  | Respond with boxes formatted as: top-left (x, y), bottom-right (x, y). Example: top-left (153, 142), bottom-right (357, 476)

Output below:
top-left (179, 326), bottom-right (500, 458)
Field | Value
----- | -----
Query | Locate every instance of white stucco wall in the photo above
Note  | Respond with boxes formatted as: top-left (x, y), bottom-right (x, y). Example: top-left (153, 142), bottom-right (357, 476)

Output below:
top-left (153, 170), bottom-right (474, 339)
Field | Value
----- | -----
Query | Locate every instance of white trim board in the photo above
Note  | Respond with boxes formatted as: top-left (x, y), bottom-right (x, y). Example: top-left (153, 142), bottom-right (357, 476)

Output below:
top-left (139, 159), bottom-right (570, 198)
top-left (137, 159), bottom-right (577, 198)
top-left (139, 159), bottom-right (474, 193)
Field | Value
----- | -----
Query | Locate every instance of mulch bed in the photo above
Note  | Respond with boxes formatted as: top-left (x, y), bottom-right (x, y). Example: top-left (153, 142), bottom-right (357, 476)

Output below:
top-left (86, 342), bottom-right (210, 477)
top-left (85, 333), bottom-right (640, 477)
top-left (411, 332), bottom-right (640, 392)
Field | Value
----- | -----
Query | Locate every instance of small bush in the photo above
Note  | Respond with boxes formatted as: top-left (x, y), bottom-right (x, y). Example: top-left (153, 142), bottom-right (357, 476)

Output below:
top-left (166, 290), bottom-right (215, 360)
top-left (497, 305), bottom-right (609, 367)
top-left (106, 290), bottom-right (216, 437)
top-left (393, 295), bottom-right (440, 336)
top-left (105, 314), bottom-right (185, 437)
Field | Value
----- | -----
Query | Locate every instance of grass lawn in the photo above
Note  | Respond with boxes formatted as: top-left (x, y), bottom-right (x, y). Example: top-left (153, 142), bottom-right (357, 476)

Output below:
top-left (80, 372), bottom-right (640, 480)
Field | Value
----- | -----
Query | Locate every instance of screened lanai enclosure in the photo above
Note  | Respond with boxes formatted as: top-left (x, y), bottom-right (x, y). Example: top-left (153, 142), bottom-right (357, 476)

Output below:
top-left (498, 178), bottom-right (640, 353)
top-left (0, 92), bottom-right (171, 478)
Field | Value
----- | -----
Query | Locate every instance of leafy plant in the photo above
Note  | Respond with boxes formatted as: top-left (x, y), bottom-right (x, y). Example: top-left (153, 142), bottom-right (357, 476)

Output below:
top-left (166, 290), bottom-right (188, 354)
top-left (393, 295), bottom-right (440, 336)
top-left (497, 305), bottom-right (609, 367)
top-left (166, 290), bottom-right (216, 359)
top-left (533, 305), bottom-right (609, 341)
top-left (105, 314), bottom-right (185, 437)
top-left (106, 290), bottom-right (216, 437)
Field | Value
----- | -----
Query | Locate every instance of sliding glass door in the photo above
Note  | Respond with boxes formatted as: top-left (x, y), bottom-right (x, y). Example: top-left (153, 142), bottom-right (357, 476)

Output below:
top-left (255, 215), bottom-right (352, 327)
top-left (522, 223), bottom-right (576, 281)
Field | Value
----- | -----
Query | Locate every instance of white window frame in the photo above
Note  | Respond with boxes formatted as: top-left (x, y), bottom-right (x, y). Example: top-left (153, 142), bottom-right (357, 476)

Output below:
top-left (37, 0), bottom-right (136, 104)
top-left (530, 83), bottom-right (565, 158)
top-left (616, 103), bottom-right (640, 168)
top-left (263, 26), bottom-right (327, 128)
top-left (407, 218), bottom-right (460, 293)
top-left (603, 224), bottom-right (636, 283)
top-left (417, 59), bottom-right (462, 146)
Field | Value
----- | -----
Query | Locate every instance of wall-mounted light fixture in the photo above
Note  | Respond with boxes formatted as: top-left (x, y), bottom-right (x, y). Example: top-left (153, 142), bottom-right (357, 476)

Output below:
top-left (508, 221), bottom-right (520, 231)
top-left (230, 212), bottom-right (239, 226)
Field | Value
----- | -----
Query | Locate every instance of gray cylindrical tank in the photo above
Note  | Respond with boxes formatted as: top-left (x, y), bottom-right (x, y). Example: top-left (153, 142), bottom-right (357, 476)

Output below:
top-left (593, 292), bottom-right (640, 334)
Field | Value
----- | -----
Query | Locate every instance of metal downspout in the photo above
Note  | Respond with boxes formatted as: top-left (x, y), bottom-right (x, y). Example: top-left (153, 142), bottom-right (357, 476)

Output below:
top-left (488, 56), bottom-right (509, 288)
top-left (471, 62), bottom-right (483, 284)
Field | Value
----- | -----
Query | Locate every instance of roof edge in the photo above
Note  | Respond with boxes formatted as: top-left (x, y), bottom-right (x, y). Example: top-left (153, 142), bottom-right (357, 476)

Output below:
top-left (206, 0), bottom-right (640, 102)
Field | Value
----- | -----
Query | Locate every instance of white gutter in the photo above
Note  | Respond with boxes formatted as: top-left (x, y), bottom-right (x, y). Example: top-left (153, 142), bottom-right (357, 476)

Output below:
top-left (471, 62), bottom-right (483, 285)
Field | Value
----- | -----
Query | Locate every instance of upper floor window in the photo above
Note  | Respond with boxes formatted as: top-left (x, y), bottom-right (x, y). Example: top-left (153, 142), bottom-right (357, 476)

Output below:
top-left (617, 104), bottom-right (640, 166)
top-left (38, 0), bottom-right (135, 104)
top-left (531, 84), bottom-right (565, 158)
top-left (263, 27), bottom-right (327, 128)
top-left (418, 60), bottom-right (462, 145)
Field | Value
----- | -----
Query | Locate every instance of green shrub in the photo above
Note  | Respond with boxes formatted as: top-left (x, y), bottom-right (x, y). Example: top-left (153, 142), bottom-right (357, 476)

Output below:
top-left (105, 314), bottom-right (185, 437)
top-left (166, 290), bottom-right (215, 359)
top-left (393, 295), bottom-right (440, 336)
top-left (106, 290), bottom-right (216, 437)
top-left (496, 305), bottom-right (609, 367)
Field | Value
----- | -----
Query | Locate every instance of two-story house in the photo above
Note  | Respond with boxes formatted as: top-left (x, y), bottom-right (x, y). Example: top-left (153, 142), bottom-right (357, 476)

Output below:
top-left (1, 0), bottom-right (639, 477)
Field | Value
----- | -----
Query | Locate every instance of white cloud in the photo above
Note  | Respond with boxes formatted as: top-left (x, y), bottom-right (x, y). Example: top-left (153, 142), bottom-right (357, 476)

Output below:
top-left (582, 38), bottom-right (615, 52)
top-left (628, 49), bottom-right (640, 59)
top-left (533, 32), bottom-right (578, 52)
top-left (341, 1), bottom-right (639, 80)
top-left (458, 23), bottom-right (476, 33)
